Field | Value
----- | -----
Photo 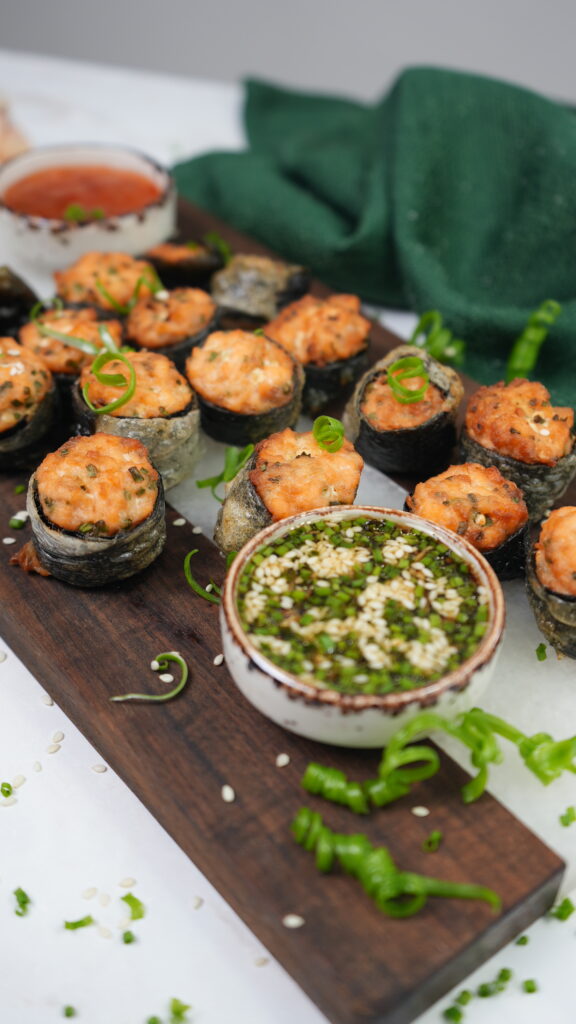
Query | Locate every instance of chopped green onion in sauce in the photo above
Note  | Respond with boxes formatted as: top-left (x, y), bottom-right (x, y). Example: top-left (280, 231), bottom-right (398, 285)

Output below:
top-left (63, 202), bottom-right (105, 221)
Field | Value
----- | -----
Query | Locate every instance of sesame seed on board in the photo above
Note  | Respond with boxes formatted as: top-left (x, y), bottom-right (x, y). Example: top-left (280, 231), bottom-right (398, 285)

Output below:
top-left (221, 784), bottom-right (235, 803)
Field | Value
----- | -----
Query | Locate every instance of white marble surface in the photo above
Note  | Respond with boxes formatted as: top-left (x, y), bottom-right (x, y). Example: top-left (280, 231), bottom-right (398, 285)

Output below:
top-left (0, 48), bottom-right (575, 1024)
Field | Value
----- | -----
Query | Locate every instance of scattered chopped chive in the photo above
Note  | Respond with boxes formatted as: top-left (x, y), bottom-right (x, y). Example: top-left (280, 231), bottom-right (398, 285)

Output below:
top-left (515, 934), bottom-right (529, 945)
top-left (9, 517), bottom-right (26, 530)
top-left (183, 549), bottom-right (221, 605)
top-left (170, 997), bottom-right (191, 1022)
top-left (147, 1018), bottom-right (162, 1024)
top-left (14, 887), bottom-right (31, 916)
top-left (196, 443), bottom-right (254, 502)
top-left (122, 929), bottom-right (136, 944)
top-left (63, 202), bottom-right (105, 221)
top-left (536, 642), bottom-right (547, 661)
top-left (560, 805), bottom-right (576, 827)
top-left (63, 1008), bottom-right (77, 1018)
top-left (82, 346), bottom-right (136, 415)
top-left (253, 327), bottom-right (264, 336)
top-left (64, 915), bottom-right (94, 930)
top-left (549, 897), bottom-right (574, 921)
top-left (203, 230), bottom-right (232, 265)
top-left (387, 355), bottom-right (429, 403)
top-left (312, 415), bottom-right (345, 453)
top-left (1, 781), bottom-right (13, 797)
top-left (422, 829), bottom-right (443, 852)
top-left (456, 990), bottom-right (473, 1005)
top-left (522, 979), bottom-right (538, 994)
top-left (121, 892), bottom-right (145, 921)
top-left (506, 299), bottom-right (562, 382)
top-left (14, 484), bottom-right (26, 494)
top-left (442, 1008), bottom-right (462, 1022)
top-left (410, 310), bottom-right (465, 366)
top-left (110, 651), bottom-right (189, 704)
top-left (497, 968), bottom-right (512, 983)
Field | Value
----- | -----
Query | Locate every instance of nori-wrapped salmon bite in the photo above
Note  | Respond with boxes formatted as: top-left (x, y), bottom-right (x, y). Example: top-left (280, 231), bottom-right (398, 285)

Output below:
top-left (185, 329), bottom-right (304, 446)
top-left (460, 379), bottom-right (576, 519)
top-left (72, 349), bottom-right (202, 490)
top-left (214, 426), bottom-right (364, 555)
top-left (125, 287), bottom-right (217, 370)
top-left (0, 338), bottom-right (57, 469)
top-left (406, 463), bottom-right (529, 579)
top-left (145, 240), bottom-right (223, 290)
top-left (343, 345), bottom-right (463, 477)
top-left (211, 253), bottom-right (309, 323)
top-left (27, 433), bottom-right (165, 587)
top-left (0, 266), bottom-right (39, 335)
top-left (265, 293), bottom-right (370, 413)
top-left (526, 506), bottom-right (576, 658)
top-left (54, 251), bottom-right (159, 314)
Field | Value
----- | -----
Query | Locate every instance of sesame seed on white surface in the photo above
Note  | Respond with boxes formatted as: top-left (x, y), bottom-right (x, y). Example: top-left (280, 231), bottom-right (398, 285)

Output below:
top-left (32, 761), bottom-right (42, 772)
top-left (82, 888), bottom-right (97, 900)
top-left (41, 694), bottom-right (54, 706)
top-left (1, 796), bottom-right (17, 807)
top-left (192, 525), bottom-right (203, 534)
top-left (52, 730), bottom-right (64, 743)
top-left (254, 957), bottom-right (270, 967)
top-left (0, 651), bottom-right (6, 663)
top-left (98, 925), bottom-right (112, 939)
top-left (46, 743), bottom-right (61, 754)
top-left (91, 764), bottom-right (108, 774)
top-left (192, 896), bottom-right (204, 910)
top-left (119, 877), bottom-right (136, 888)
top-left (11, 774), bottom-right (25, 789)
top-left (99, 893), bottom-right (110, 907)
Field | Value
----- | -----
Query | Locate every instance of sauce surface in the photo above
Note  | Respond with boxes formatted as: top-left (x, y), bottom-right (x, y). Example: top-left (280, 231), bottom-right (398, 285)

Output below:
top-left (3, 165), bottom-right (162, 219)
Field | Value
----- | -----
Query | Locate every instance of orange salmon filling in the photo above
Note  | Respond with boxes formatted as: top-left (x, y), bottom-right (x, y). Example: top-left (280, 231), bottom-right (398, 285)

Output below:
top-left (535, 506), bottom-right (576, 597)
top-left (80, 350), bottom-right (192, 418)
top-left (20, 307), bottom-right (122, 375)
top-left (126, 288), bottom-right (216, 349)
top-left (361, 371), bottom-right (448, 430)
top-left (0, 338), bottom-right (52, 434)
top-left (466, 379), bottom-right (574, 466)
top-left (145, 242), bottom-right (211, 265)
top-left (186, 330), bottom-right (296, 415)
top-left (265, 294), bottom-right (370, 366)
top-left (250, 428), bottom-right (364, 521)
top-left (36, 434), bottom-right (159, 534)
top-left (54, 251), bottom-right (157, 310)
top-left (407, 463), bottom-right (528, 552)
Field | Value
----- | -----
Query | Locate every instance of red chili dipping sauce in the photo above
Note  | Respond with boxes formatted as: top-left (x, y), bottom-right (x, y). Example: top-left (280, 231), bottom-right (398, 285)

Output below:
top-left (2, 165), bottom-right (163, 219)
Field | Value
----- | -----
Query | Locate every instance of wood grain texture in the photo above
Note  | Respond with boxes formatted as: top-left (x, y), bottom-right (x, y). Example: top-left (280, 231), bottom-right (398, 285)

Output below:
top-left (0, 200), bottom-right (566, 1024)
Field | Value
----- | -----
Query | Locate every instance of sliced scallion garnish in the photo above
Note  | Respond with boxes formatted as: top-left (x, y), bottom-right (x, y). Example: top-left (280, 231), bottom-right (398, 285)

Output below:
top-left (549, 897), bottom-right (574, 921)
top-left (560, 805), bottom-right (576, 827)
top-left (110, 651), bottom-right (189, 703)
top-left (312, 415), bottom-right (345, 453)
top-left (410, 310), bottom-right (465, 366)
top-left (1, 781), bottom-right (13, 796)
top-left (536, 642), bottom-right (547, 661)
top-left (387, 356), bottom-right (429, 404)
top-left (14, 887), bottom-right (31, 916)
top-left (183, 550), bottom-right (221, 605)
top-left (63, 1006), bottom-right (77, 1018)
top-left (63, 202), bottom-right (105, 222)
top-left (196, 444), bottom-right (255, 502)
top-left (95, 269), bottom-right (163, 315)
top-left (82, 350), bottom-right (136, 415)
top-left (203, 230), bottom-right (232, 265)
top-left (169, 997), bottom-right (192, 1022)
top-left (14, 484), bottom-right (26, 495)
top-left (121, 892), bottom-right (145, 920)
top-left (506, 299), bottom-right (562, 382)
top-left (64, 915), bottom-right (94, 930)
top-left (422, 829), bottom-right (443, 852)
top-left (9, 517), bottom-right (26, 530)
top-left (122, 929), bottom-right (136, 944)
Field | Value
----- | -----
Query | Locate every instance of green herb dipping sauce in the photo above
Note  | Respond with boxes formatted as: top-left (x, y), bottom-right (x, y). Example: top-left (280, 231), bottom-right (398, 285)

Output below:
top-left (237, 515), bottom-right (489, 694)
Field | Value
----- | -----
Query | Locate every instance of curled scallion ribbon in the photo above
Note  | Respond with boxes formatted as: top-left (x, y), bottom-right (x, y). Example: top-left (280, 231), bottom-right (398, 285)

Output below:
top-left (95, 268), bottom-right (164, 315)
top-left (110, 651), bottom-right (189, 703)
top-left (31, 299), bottom-right (102, 356)
top-left (183, 549), bottom-right (221, 605)
top-left (292, 807), bottom-right (500, 916)
top-left (196, 444), bottom-right (255, 502)
top-left (312, 415), bottom-right (345, 452)
top-left (505, 299), bottom-right (562, 382)
top-left (82, 346), bottom-right (137, 415)
top-left (387, 356), bottom-right (430, 404)
top-left (410, 310), bottom-right (466, 367)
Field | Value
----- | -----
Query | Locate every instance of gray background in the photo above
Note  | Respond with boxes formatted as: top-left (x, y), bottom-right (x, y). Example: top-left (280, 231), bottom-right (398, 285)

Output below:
top-left (2, 0), bottom-right (576, 102)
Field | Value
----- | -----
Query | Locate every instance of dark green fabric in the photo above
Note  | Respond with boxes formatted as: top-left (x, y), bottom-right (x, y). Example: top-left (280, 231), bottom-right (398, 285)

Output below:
top-left (174, 67), bottom-right (576, 405)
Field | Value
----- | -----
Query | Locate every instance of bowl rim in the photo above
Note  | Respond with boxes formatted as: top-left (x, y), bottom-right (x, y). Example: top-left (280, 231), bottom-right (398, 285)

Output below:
top-left (0, 142), bottom-right (174, 225)
top-left (222, 504), bottom-right (506, 712)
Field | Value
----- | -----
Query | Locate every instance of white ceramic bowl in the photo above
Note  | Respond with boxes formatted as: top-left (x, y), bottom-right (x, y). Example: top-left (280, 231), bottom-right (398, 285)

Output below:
top-left (0, 143), bottom-right (176, 272)
top-left (221, 506), bottom-right (505, 748)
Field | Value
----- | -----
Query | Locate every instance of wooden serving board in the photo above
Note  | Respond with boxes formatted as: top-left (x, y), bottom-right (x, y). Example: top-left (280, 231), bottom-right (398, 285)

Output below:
top-left (0, 201), bottom-right (566, 1024)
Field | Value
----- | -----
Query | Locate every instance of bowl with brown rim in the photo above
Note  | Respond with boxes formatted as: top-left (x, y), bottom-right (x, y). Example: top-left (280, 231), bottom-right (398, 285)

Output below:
top-left (220, 506), bottom-right (505, 748)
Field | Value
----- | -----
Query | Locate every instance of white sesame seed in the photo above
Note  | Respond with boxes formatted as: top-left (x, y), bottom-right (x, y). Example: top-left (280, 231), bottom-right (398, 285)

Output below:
top-left (12, 510), bottom-right (29, 522)
top-left (11, 774), bottom-right (25, 789)
top-left (540, 428), bottom-right (550, 436)
top-left (155, 289), bottom-right (169, 301)
top-left (275, 753), bottom-right (290, 768)
top-left (99, 893), bottom-right (110, 907)
top-left (52, 731), bottom-right (64, 743)
top-left (82, 887), bottom-right (97, 900)
top-left (150, 659), bottom-right (160, 671)
top-left (213, 653), bottom-right (224, 666)
top-left (193, 896), bottom-right (204, 910)
top-left (159, 673), bottom-right (173, 683)
top-left (205, 583), bottom-right (213, 593)
top-left (221, 784), bottom-right (235, 803)
top-left (98, 926), bottom-right (112, 939)
top-left (46, 743), bottom-right (61, 754)
top-left (119, 877), bottom-right (136, 889)
top-left (2, 537), bottom-right (16, 545)
top-left (173, 518), bottom-right (186, 526)
top-left (282, 914), bottom-right (305, 929)
top-left (118, 916), bottom-right (132, 929)
top-left (0, 651), bottom-right (6, 663)
top-left (91, 764), bottom-right (108, 774)
top-left (1, 796), bottom-right (17, 807)
top-left (32, 761), bottom-right (42, 773)
top-left (192, 525), bottom-right (203, 534)
top-left (411, 805), bottom-right (430, 817)
top-left (41, 694), bottom-right (54, 706)
top-left (254, 956), bottom-right (270, 967)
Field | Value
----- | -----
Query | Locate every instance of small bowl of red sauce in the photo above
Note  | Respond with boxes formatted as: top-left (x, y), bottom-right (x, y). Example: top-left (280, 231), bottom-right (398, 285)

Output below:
top-left (0, 143), bottom-right (176, 271)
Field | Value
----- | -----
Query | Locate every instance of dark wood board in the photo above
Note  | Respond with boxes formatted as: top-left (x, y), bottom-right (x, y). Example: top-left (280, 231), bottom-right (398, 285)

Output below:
top-left (0, 200), bottom-right (566, 1024)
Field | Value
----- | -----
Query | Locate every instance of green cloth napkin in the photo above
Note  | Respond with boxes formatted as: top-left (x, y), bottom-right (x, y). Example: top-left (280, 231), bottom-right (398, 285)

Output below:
top-left (174, 67), bottom-right (576, 405)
